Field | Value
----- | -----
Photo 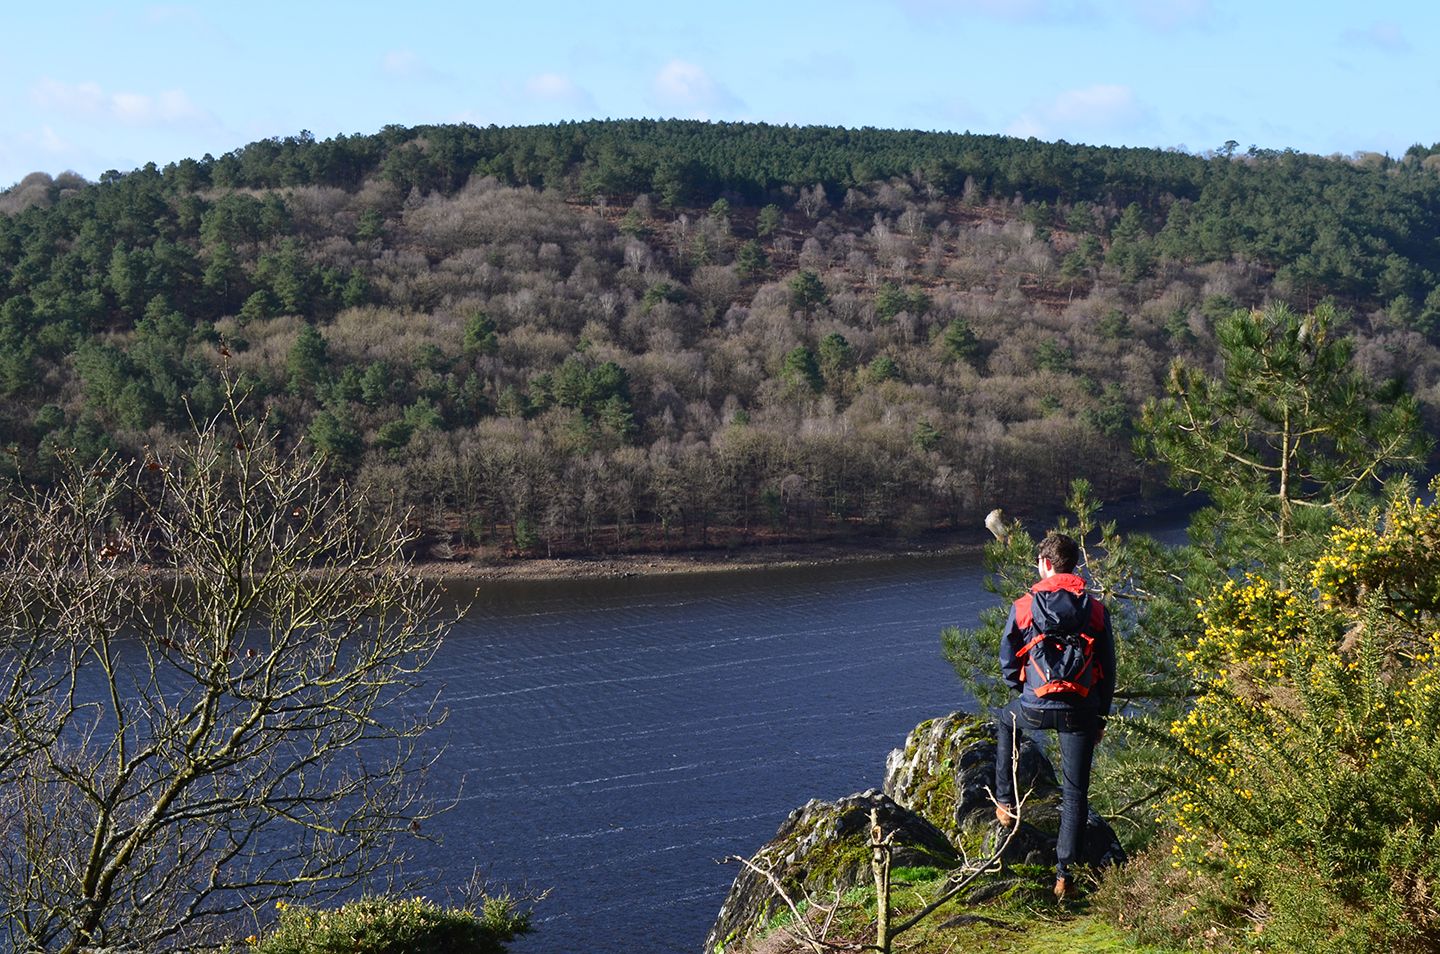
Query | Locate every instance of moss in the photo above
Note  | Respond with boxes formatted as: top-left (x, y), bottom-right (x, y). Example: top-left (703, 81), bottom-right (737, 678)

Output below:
top-left (908, 761), bottom-right (957, 821)
top-left (956, 824), bottom-right (990, 858)
top-left (724, 805), bottom-right (868, 943)
top-left (888, 712), bottom-right (1003, 847)
top-left (759, 899), bottom-right (803, 935)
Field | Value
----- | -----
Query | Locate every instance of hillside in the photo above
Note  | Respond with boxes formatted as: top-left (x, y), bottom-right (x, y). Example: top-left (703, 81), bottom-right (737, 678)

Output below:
top-left (3, 120), bottom-right (1439, 557)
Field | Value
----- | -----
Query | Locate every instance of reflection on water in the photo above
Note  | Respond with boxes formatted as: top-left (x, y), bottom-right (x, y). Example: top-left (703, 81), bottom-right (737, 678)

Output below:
top-left (412, 555), bottom-right (987, 954)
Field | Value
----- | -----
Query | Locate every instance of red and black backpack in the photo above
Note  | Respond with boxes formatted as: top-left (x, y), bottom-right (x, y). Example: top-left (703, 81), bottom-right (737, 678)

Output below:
top-left (1017, 596), bottom-right (1103, 700)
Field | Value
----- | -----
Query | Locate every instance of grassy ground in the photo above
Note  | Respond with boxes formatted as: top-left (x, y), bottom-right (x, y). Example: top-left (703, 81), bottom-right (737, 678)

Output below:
top-left (929, 914), bottom-right (1178, 953)
top-left (751, 865), bottom-right (1185, 954)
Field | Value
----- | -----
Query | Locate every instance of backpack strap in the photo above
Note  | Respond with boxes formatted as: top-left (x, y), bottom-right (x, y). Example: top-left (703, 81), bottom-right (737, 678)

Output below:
top-left (1015, 634), bottom-right (1047, 684)
top-left (1016, 634), bottom-right (1048, 658)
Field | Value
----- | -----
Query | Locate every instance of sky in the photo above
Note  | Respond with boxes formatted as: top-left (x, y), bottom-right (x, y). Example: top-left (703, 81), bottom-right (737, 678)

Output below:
top-left (2, 0), bottom-right (1438, 189)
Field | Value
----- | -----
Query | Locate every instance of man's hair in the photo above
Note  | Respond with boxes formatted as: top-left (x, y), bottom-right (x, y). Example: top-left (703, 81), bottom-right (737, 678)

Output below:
top-left (1037, 532), bottom-right (1080, 574)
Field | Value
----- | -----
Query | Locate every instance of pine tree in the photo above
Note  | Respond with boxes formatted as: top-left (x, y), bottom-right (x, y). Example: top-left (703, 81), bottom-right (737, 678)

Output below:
top-left (1138, 302), bottom-right (1428, 543)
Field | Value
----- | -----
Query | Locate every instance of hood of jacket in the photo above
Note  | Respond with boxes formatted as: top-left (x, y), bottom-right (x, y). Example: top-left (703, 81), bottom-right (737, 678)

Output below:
top-left (1029, 573), bottom-right (1091, 635)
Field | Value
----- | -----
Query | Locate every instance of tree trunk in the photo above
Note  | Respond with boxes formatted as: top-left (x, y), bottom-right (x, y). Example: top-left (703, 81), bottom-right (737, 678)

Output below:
top-left (870, 809), bottom-right (892, 954)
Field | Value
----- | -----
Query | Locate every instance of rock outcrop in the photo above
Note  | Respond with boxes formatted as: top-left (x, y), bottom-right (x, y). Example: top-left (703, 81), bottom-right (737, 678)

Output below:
top-left (705, 711), bottom-right (1127, 952)
top-left (704, 790), bottom-right (956, 954)
top-left (883, 710), bottom-right (1126, 868)
top-left (883, 710), bottom-right (1056, 852)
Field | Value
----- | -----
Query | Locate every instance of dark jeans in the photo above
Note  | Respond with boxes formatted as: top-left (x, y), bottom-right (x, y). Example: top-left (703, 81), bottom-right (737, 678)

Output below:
top-left (994, 697), bottom-right (1099, 879)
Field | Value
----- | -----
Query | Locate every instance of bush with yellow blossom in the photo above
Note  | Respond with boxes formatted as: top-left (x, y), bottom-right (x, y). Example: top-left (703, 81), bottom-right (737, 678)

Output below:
top-left (1161, 483), bottom-right (1440, 952)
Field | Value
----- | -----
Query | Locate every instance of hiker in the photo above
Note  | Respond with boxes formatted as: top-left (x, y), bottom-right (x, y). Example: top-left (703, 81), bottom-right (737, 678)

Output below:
top-left (992, 531), bottom-right (1115, 900)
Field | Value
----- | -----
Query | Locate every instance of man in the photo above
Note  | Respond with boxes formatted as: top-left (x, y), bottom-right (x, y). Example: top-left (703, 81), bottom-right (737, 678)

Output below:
top-left (993, 531), bottom-right (1115, 900)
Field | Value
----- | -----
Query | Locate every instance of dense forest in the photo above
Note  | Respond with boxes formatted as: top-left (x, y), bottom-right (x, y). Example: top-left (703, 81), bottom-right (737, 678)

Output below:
top-left (3, 120), bottom-right (1440, 557)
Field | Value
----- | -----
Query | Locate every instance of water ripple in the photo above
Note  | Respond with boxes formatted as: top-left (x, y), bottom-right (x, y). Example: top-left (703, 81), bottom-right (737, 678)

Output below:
top-left (414, 554), bottom-right (984, 954)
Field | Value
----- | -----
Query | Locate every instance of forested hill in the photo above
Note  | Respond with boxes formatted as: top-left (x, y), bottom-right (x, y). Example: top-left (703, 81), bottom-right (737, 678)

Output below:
top-left (3, 120), bottom-right (1439, 556)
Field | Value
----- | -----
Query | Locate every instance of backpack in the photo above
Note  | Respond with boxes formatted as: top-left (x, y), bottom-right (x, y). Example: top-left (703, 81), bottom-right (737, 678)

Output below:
top-left (1018, 599), bottom-right (1101, 700)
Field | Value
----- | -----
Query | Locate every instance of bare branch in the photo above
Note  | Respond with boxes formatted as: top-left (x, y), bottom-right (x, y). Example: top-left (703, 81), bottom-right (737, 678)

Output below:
top-left (0, 375), bottom-right (451, 951)
top-left (721, 855), bottom-right (851, 954)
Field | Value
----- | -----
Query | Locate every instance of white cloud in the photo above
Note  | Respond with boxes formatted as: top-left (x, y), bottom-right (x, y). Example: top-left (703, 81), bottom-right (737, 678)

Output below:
top-left (112, 89), bottom-right (206, 124)
top-left (523, 72), bottom-right (597, 111)
top-left (1050, 84), bottom-right (1144, 124)
top-left (900, 0), bottom-right (1214, 29)
top-left (1006, 84), bottom-right (1148, 141)
top-left (31, 79), bottom-right (208, 127)
top-left (32, 79), bottom-right (106, 115)
top-left (1005, 115), bottom-right (1048, 139)
top-left (652, 59), bottom-right (743, 117)
top-left (141, 6), bottom-right (237, 49)
top-left (381, 50), bottom-right (419, 75)
top-left (1343, 21), bottom-right (1410, 53)
top-left (37, 126), bottom-right (71, 154)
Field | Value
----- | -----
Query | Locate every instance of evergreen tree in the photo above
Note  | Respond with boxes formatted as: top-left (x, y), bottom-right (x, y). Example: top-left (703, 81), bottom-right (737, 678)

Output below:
top-left (1138, 303), bottom-right (1429, 544)
top-left (287, 323), bottom-right (329, 396)
top-left (756, 204), bottom-right (782, 238)
top-left (462, 312), bottom-right (499, 358)
top-left (781, 347), bottom-right (823, 393)
top-left (788, 271), bottom-right (827, 314)
top-left (736, 240), bottom-right (768, 280)
top-left (940, 318), bottom-right (980, 364)
top-left (817, 332), bottom-right (854, 386)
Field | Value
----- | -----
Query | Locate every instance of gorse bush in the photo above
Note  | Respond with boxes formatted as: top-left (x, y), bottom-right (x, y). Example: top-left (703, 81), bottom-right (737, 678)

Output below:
top-left (1161, 485), bottom-right (1440, 952)
top-left (251, 895), bottom-right (531, 954)
top-left (1312, 487), bottom-right (1440, 621)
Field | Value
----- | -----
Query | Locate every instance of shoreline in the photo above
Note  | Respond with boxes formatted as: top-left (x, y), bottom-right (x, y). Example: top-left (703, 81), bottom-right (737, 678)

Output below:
top-left (408, 532), bottom-right (991, 583)
top-left (407, 495), bottom-right (1198, 584)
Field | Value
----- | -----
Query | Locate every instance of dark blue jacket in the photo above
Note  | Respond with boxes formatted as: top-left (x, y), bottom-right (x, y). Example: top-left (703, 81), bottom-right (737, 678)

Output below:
top-left (999, 573), bottom-right (1115, 716)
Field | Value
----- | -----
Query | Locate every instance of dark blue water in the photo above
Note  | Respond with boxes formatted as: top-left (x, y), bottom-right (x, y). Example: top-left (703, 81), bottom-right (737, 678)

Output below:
top-left (413, 554), bottom-right (989, 954)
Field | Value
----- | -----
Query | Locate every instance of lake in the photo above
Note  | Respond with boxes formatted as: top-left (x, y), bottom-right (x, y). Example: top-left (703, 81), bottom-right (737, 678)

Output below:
top-left (414, 552), bottom-right (990, 954)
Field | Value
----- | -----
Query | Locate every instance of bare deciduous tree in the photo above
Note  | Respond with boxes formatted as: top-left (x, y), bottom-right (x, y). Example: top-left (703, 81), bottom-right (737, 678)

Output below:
top-left (797, 184), bottom-right (828, 220)
top-left (0, 391), bottom-right (448, 952)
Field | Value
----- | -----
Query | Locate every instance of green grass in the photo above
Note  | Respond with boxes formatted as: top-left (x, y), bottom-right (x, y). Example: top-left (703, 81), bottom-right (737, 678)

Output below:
top-left (750, 866), bottom-right (1189, 954)
top-left (935, 915), bottom-right (1184, 953)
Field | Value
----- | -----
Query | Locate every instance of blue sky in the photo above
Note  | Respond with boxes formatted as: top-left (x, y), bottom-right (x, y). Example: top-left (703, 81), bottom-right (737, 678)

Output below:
top-left (2, 0), bottom-right (1437, 189)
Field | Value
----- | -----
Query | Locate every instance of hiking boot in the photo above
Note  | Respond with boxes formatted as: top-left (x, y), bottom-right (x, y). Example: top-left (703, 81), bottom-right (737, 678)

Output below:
top-left (1054, 875), bottom-right (1077, 901)
top-left (994, 803), bottom-right (1017, 827)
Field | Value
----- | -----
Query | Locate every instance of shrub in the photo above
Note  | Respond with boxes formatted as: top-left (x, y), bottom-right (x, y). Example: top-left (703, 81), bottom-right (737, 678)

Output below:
top-left (251, 895), bottom-right (530, 954)
top-left (1158, 485), bottom-right (1440, 952)
top-left (1090, 837), bottom-right (1250, 949)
